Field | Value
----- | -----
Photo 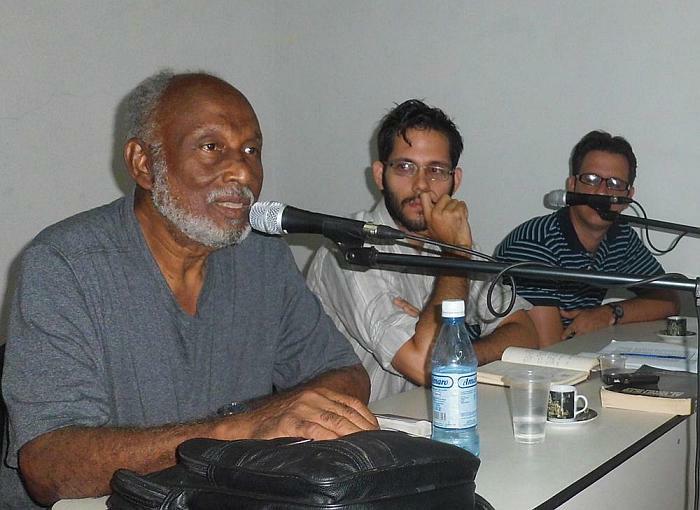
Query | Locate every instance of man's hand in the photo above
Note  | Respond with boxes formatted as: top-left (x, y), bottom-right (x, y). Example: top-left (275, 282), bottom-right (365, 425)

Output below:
top-left (559, 306), bottom-right (613, 339)
top-left (19, 367), bottom-right (375, 505)
top-left (393, 297), bottom-right (420, 317)
top-left (419, 193), bottom-right (472, 248)
top-left (218, 387), bottom-right (378, 441)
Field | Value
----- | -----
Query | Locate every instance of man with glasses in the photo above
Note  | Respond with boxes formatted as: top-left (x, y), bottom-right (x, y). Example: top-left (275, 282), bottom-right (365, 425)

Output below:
top-left (307, 100), bottom-right (537, 401)
top-left (495, 130), bottom-right (679, 346)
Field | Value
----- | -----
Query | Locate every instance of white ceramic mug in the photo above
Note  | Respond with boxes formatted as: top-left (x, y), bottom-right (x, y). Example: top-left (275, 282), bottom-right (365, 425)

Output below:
top-left (547, 384), bottom-right (588, 422)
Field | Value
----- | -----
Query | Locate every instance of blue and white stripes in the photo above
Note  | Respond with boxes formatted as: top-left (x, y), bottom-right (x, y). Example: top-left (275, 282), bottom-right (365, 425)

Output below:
top-left (494, 208), bottom-right (663, 325)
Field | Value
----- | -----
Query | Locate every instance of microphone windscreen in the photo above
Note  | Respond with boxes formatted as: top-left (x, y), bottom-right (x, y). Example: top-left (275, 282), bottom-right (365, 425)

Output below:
top-left (543, 190), bottom-right (566, 210)
top-left (249, 201), bottom-right (285, 235)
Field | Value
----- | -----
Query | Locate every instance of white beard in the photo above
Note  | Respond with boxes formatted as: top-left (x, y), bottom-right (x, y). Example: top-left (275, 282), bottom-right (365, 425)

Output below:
top-left (150, 157), bottom-right (253, 249)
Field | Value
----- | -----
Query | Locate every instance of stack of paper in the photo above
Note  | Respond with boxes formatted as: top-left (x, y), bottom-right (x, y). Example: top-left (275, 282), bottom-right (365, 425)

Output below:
top-left (599, 341), bottom-right (698, 373)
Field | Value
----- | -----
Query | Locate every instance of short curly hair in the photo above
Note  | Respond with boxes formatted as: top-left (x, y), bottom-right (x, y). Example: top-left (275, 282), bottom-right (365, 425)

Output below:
top-left (570, 130), bottom-right (637, 185)
top-left (376, 99), bottom-right (463, 168)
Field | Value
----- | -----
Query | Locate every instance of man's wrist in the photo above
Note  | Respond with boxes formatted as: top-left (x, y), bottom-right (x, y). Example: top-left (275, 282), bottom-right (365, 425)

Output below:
top-left (607, 303), bottom-right (624, 325)
top-left (439, 240), bottom-right (473, 258)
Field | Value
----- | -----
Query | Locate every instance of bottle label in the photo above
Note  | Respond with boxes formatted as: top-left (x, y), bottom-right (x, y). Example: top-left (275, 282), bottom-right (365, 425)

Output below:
top-left (432, 369), bottom-right (477, 429)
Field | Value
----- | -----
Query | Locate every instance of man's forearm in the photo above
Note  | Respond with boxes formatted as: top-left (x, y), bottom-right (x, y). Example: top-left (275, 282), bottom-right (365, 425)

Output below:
top-left (473, 310), bottom-right (539, 364)
top-left (392, 274), bottom-right (470, 385)
top-left (617, 290), bottom-right (680, 325)
top-left (20, 420), bottom-right (224, 504)
top-left (300, 364), bottom-right (371, 403)
top-left (527, 306), bottom-right (565, 347)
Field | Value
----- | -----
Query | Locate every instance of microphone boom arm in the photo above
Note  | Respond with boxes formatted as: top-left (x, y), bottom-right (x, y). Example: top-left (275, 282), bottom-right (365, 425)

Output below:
top-left (343, 247), bottom-right (697, 293)
top-left (616, 214), bottom-right (700, 238)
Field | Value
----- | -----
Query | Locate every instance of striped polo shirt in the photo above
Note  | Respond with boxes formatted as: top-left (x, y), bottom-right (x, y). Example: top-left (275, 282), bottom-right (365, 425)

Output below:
top-left (494, 208), bottom-right (663, 325)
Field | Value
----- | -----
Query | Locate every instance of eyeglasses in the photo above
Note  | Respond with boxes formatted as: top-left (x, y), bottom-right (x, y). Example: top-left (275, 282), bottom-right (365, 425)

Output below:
top-left (577, 173), bottom-right (630, 192)
top-left (385, 160), bottom-right (455, 182)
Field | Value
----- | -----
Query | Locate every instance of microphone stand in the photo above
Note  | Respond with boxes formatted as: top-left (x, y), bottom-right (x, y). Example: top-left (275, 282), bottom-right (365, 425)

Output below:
top-left (576, 202), bottom-right (700, 238)
top-left (615, 213), bottom-right (700, 238)
top-left (343, 247), bottom-right (697, 293)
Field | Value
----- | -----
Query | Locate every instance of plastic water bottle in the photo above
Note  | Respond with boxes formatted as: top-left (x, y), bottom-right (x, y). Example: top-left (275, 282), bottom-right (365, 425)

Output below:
top-left (431, 299), bottom-right (480, 456)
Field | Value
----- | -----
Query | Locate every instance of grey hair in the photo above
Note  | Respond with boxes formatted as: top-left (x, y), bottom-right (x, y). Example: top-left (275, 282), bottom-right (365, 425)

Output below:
top-left (124, 69), bottom-right (176, 142)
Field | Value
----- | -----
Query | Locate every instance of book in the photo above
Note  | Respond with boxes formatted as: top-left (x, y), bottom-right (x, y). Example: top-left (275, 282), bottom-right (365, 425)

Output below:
top-left (477, 346), bottom-right (598, 386)
top-left (600, 365), bottom-right (696, 415)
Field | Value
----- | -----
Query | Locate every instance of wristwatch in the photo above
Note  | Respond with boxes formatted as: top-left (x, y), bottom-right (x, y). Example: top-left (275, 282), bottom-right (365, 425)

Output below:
top-left (608, 303), bottom-right (624, 325)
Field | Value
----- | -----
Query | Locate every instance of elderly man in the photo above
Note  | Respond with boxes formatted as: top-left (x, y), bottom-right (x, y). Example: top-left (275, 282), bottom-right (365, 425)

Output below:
top-left (495, 130), bottom-right (679, 345)
top-left (0, 71), bottom-right (375, 508)
top-left (307, 100), bottom-right (538, 402)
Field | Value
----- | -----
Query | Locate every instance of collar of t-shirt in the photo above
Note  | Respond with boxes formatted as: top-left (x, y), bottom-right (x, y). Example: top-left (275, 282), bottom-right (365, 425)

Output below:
top-left (557, 206), bottom-right (623, 256)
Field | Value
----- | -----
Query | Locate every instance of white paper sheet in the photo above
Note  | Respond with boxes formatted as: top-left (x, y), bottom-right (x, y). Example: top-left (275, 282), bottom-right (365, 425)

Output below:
top-left (376, 414), bottom-right (432, 438)
top-left (598, 340), bottom-right (698, 373)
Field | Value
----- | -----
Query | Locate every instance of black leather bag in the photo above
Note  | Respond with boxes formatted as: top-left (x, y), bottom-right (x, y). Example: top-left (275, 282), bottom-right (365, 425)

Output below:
top-left (108, 430), bottom-right (482, 509)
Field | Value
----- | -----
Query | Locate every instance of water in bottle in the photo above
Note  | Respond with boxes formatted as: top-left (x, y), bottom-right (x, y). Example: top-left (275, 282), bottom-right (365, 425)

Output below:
top-left (431, 299), bottom-right (480, 456)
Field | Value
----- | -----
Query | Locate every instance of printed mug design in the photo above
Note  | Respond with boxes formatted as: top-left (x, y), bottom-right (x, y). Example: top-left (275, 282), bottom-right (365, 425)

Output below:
top-left (547, 384), bottom-right (588, 422)
top-left (665, 316), bottom-right (687, 337)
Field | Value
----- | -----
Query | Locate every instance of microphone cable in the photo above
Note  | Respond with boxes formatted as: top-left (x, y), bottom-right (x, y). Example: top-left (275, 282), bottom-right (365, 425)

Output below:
top-left (398, 231), bottom-right (551, 319)
top-left (628, 201), bottom-right (688, 255)
top-left (597, 199), bottom-right (686, 255)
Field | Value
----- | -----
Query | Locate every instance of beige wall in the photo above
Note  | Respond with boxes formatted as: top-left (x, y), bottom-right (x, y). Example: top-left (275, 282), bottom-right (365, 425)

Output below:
top-left (2, 1), bottom-right (699, 337)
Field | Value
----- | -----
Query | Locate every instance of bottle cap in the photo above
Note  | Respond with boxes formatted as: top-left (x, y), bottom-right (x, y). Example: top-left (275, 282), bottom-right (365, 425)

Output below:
top-left (442, 299), bottom-right (465, 318)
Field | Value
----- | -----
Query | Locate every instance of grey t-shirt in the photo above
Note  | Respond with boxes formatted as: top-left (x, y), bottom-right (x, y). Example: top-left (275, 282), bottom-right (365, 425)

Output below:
top-left (0, 192), bottom-right (360, 508)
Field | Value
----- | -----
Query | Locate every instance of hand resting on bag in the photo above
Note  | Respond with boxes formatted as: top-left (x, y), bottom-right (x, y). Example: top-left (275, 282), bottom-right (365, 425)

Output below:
top-left (215, 387), bottom-right (379, 441)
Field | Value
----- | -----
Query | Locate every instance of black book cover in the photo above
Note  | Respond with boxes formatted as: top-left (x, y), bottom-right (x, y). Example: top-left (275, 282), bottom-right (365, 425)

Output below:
top-left (600, 365), bottom-right (697, 415)
top-left (620, 365), bottom-right (698, 397)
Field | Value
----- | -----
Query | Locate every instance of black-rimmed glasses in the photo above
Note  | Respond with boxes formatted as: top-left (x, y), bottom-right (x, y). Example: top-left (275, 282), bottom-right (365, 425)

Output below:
top-left (577, 173), bottom-right (630, 192)
top-left (385, 160), bottom-right (455, 182)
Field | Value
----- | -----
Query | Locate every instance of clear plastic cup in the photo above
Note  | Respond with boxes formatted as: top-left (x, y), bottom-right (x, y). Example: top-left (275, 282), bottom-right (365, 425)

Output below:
top-left (508, 370), bottom-right (551, 444)
top-left (598, 353), bottom-right (629, 385)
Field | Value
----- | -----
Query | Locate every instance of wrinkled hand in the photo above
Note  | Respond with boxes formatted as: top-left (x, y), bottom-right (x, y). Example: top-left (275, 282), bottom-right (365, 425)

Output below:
top-left (559, 306), bottom-right (613, 340)
top-left (224, 387), bottom-right (378, 441)
top-left (393, 297), bottom-right (420, 318)
top-left (419, 193), bottom-right (472, 248)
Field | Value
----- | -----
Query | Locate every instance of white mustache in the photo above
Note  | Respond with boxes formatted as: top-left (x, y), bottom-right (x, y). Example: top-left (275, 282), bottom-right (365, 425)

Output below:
top-left (207, 186), bottom-right (254, 204)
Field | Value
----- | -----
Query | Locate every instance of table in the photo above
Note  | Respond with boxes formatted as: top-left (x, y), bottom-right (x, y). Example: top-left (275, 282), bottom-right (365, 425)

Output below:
top-left (53, 319), bottom-right (698, 509)
top-left (370, 318), bottom-right (698, 509)
top-left (53, 498), bottom-right (108, 510)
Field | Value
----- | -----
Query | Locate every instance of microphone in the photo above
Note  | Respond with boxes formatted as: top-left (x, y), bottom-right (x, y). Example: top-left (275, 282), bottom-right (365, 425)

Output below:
top-left (543, 190), bottom-right (633, 210)
top-left (249, 201), bottom-right (405, 242)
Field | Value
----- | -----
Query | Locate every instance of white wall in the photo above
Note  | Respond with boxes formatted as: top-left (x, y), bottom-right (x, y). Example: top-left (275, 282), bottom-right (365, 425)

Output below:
top-left (2, 1), bottom-right (699, 337)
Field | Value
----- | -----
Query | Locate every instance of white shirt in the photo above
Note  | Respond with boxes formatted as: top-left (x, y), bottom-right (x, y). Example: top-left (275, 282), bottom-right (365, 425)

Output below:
top-left (307, 200), bottom-right (530, 401)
